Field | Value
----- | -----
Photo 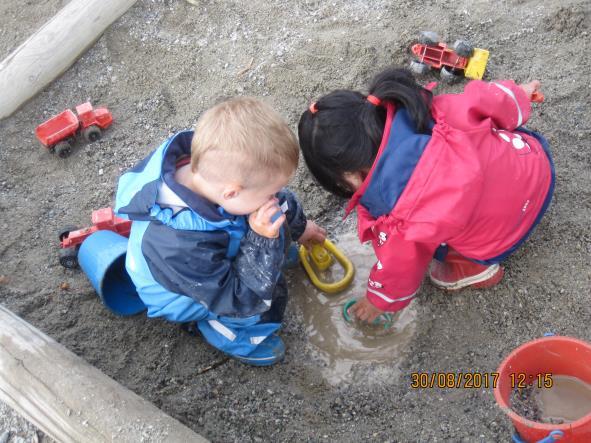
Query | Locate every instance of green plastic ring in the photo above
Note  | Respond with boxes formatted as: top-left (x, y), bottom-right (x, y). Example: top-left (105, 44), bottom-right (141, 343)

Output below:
top-left (342, 298), bottom-right (395, 330)
top-left (342, 299), bottom-right (357, 323)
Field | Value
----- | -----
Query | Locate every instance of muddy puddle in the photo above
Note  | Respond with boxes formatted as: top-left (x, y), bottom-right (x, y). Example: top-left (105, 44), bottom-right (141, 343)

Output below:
top-left (290, 232), bottom-right (416, 384)
top-left (512, 375), bottom-right (591, 424)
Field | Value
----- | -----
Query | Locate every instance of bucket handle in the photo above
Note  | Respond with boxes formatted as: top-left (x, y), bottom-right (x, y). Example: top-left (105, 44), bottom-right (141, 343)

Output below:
top-left (512, 430), bottom-right (564, 443)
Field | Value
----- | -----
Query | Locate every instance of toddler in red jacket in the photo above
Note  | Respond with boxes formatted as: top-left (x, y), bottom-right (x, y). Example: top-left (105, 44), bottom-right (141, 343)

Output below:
top-left (298, 67), bottom-right (553, 323)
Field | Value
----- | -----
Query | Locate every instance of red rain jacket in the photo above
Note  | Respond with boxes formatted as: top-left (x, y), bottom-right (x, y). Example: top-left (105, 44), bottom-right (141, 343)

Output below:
top-left (345, 80), bottom-right (554, 312)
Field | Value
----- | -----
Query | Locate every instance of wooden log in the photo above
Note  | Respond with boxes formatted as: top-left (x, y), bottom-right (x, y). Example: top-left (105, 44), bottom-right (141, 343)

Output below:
top-left (0, 0), bottom-right (138, 119)
top-left (0, 305), bottom-right (208, 443)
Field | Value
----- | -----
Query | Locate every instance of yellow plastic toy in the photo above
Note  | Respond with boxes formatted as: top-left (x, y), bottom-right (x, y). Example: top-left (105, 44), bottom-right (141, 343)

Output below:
top-left (464, 48), bottom-right (490, 80)
top-left (298, 239), bottom-right (354, 294)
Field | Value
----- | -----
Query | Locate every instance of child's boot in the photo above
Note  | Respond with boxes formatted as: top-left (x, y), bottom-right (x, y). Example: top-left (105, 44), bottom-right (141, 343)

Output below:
top-left (429, 248), bottom-right (504, 290)
top-left (197, 318), bottom-right (285, 366)
top-left (233, 333), bottom-right (285, 366)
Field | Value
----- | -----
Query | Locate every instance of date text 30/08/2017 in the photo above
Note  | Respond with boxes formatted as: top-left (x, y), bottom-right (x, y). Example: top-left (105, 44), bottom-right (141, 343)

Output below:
top-left (410, 372), bottom-right (554, 389)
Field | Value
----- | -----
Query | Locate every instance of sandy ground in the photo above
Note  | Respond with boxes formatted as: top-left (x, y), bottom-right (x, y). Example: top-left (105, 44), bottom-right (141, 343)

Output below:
top-left (1, 0), bottom-right (590, 441)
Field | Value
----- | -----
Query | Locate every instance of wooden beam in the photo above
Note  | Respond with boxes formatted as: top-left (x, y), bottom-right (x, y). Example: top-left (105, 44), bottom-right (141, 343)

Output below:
top-left (0, 305), bottom-right (208, 443)
top-left (0, 0), bottom-right (138, 119)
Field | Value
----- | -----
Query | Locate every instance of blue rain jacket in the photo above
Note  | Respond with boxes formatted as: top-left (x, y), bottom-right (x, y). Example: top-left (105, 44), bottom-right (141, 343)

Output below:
top-left (114, 130), bottom-right (306, 323)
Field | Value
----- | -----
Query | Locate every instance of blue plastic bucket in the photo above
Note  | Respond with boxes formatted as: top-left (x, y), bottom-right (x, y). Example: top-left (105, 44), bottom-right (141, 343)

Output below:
top-left (78, 230), bottom-right (145, 316)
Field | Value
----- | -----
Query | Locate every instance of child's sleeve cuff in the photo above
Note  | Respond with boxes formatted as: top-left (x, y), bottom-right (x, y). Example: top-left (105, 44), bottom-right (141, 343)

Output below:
top-left (366, 288), bottom-right (417, 313)
top-left (245, 229), bottom-right (283, 249)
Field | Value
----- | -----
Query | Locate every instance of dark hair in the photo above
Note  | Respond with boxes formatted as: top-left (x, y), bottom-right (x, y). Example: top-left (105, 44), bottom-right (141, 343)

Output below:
top-left (298, 67), bottom-right (432, 198)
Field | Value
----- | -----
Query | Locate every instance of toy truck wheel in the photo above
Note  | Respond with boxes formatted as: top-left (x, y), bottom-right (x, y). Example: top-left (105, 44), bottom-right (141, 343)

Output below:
top-left (410, 61), bottom-right (430, 75)
top-left (418, 31), bottom-right (440, 46)
top-left (440, 66), bottom-right (461, 83)
top-left (453, 40), bottom-right (474, 58)
top-left (83, 125), bottom-right (102, 143)
top-left (55, 141), bottom-right (72, 158)
top-left (59, 247), bottom-right (79, 269)
top-left (58, 225), bottom-right (79, 242)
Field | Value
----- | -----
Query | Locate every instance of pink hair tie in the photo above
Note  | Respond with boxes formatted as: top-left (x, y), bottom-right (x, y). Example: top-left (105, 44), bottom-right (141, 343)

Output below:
top-left (366, 95), bottom-right (382, 106)
top-left (309, 102), bottom-right (318, 114)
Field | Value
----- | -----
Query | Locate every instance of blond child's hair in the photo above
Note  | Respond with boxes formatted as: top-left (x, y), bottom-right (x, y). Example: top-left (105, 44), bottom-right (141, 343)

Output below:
top-left (191, 97), bottom-right (299, 185)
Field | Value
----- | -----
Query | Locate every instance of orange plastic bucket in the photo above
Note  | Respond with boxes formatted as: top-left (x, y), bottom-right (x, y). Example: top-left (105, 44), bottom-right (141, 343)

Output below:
top-left (494, 336), bottom-right (591, 442)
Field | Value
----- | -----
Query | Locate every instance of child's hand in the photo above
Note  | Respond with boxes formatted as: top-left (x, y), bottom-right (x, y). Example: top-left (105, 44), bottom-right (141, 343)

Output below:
top-left (298, 220), bottom-right (327, 249)
top-left (349, 296), bottom-right (385, 323)
top-left (248, 199), bottom-right (285, 239)
top-left (520, 80), bottom-right (543, 102)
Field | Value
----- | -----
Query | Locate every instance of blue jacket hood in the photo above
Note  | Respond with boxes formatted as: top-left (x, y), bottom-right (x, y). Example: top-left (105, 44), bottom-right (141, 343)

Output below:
top-left (115, 130), bottom-right (226, 224)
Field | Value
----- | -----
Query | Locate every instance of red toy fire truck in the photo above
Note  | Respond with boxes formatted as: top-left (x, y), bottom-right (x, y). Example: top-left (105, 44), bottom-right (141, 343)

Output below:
top-left (58, 207), bottom-right (131, 268)
top-left (36, 102), bottom-right (113, 158)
